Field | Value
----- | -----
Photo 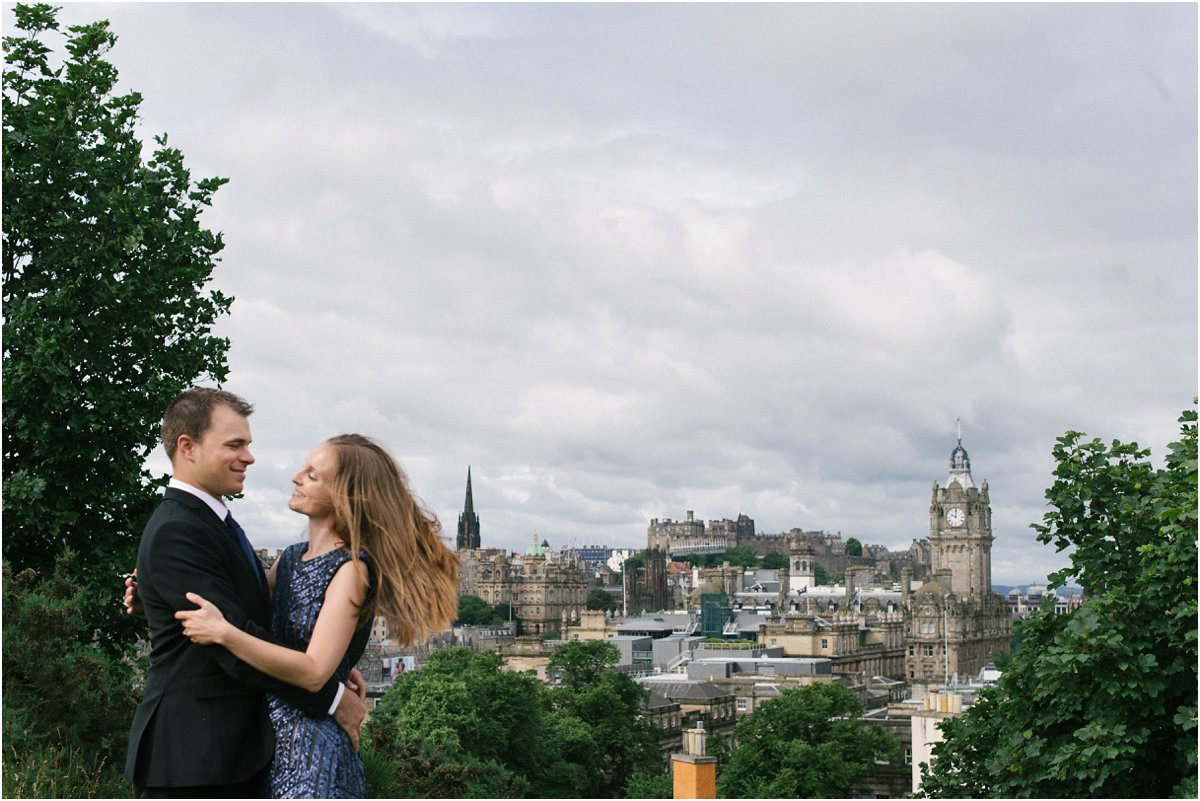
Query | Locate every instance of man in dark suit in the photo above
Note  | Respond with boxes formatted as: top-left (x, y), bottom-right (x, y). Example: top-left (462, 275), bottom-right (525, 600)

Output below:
top-left (125, 388), bottom-right (365, 798)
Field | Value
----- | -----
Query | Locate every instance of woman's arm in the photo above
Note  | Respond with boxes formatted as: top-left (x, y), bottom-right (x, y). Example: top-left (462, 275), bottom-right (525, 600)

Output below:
top-left (177, 559), bottom-right (368, 693)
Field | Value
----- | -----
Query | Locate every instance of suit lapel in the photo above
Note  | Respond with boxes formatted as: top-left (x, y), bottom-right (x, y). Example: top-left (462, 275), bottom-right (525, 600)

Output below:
top-left (164, 488), bottom-right (269, 609)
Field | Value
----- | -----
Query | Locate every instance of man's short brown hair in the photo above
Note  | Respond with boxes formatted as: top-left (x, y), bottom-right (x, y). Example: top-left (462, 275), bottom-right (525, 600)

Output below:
top-left (161, 388), bottom-right (254, 461)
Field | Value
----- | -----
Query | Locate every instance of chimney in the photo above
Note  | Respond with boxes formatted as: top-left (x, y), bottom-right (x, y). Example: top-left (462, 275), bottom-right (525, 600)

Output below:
top-left (672, 723), bottom-right (717, 798)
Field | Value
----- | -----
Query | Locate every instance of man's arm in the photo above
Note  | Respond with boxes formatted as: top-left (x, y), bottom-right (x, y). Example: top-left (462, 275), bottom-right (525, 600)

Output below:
top-left (142, 519), bottom-right (340, 717)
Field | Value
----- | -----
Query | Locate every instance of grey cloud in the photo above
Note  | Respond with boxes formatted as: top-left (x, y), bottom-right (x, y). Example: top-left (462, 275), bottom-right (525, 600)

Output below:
top-left (25, 2), bottom-right (1196, 584)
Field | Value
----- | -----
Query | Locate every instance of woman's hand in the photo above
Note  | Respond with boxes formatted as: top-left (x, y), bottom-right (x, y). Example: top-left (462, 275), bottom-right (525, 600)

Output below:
top-left (174, 592), bottom-right (232, 645)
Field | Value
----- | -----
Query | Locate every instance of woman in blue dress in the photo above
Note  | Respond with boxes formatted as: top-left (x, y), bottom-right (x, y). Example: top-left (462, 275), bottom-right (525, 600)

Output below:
top-left (177, 434), bottom-right (460, 798)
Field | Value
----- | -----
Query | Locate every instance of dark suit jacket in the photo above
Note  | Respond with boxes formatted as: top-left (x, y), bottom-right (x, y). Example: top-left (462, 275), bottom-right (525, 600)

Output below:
top-left (125, 488), bottom-right (341, 788)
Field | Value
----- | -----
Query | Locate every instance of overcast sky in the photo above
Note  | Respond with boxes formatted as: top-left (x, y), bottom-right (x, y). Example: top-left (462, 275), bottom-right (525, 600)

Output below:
top-left (16, 2), bottom-right (1196, 584)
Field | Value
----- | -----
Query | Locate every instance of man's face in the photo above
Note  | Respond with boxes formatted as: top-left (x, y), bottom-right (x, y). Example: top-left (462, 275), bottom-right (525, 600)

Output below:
top-left (181, 403), bottom-right (255, 498)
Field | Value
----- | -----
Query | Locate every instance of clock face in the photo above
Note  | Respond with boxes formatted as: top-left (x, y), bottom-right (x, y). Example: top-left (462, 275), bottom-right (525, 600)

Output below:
top-left (946, 508), bottom-right (965, 527)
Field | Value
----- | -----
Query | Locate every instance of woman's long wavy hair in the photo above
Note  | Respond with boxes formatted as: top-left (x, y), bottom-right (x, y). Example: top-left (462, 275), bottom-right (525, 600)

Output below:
top-left (325, 434), bottom-right (459, 646)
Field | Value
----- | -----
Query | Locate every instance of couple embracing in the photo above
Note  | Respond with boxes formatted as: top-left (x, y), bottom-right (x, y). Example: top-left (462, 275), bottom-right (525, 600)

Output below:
top-left (124, 388), bottom-right (459, 798)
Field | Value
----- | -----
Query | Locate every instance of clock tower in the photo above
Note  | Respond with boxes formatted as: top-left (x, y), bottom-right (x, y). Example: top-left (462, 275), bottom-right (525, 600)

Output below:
top-left (929, 428), bottom-right (993, 600)
top-left (905, 424), bottom-right (1011, 688)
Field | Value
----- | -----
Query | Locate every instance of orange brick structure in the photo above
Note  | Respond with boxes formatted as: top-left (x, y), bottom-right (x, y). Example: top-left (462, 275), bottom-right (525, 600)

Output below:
top-left (671, 753), bottom-right (717, 799)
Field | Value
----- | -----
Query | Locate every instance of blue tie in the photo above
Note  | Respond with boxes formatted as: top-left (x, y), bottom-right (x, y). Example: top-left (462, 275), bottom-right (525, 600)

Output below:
top-left (225, 512), bottom-right (265, 593)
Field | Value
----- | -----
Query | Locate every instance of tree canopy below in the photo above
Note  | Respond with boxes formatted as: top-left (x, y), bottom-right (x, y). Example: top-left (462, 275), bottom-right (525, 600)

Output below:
top-left (918, 408), bottom-right (1198, 798)
top-left (717, 683), bottom-right (897, 798)
top-left (365, 645), bottom-right (661, 798)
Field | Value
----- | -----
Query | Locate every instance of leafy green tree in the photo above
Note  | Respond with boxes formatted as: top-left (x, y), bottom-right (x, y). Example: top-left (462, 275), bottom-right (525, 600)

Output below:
top-left (3, 6), bottom-right (232, 796)
top-left (623, 765), bottom-right (673, 798)
top-left (845, 537), bottom-right (863, 557)
top-left (717, 683), bottom-right (897, 798)
top-left (491, 602), bottom-right (520, 632)
top-left (548, 639), bottom-right (620, 691)
top-left (365, 649), bottom-right (545, 796)
top-left (3, 3), bottom-right (231, 643)
top-left (622, 549), bottom-right (649, 573)
top-left (525, 708), bottom-right (603, 798)
top-left (456, 594), bottom-right (495, 625)
top-left (587, 587), bottom-right (618, 612)
top-left (547, 641), bottom-right (662, 797)
top-left (919, 409), bottom-right (1198, 798)
top-left (720, 545), bottom-right (759, 567)
top-left (813, 562), bottom-right (831, 586)
top-left (761, 551), bottom-right (787, 570)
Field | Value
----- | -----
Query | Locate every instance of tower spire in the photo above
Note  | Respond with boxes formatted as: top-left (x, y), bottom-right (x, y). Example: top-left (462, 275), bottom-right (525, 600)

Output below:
top-left (464, 466), bottom-right (475, 516)
top-left (457, 467), bottom-right (480, 550)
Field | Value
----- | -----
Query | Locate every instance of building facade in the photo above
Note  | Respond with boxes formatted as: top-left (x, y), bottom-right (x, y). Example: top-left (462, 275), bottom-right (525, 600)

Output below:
top-left (468, 544), bottom-right (588, 636)
top-left (903, 435), bottom-right (1012, 686)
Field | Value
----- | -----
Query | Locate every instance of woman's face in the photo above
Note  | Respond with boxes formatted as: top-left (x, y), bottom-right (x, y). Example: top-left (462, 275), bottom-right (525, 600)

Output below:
top-left (289, 442), bottom-right (337, 519)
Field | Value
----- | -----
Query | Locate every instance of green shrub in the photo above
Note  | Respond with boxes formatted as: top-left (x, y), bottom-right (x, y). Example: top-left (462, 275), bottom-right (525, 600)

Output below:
top-left (3, 553), bottom-right (145, 796)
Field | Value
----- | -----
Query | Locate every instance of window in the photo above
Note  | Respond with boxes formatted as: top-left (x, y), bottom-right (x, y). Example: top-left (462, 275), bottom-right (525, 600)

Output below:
top-left (923, 645), bottom-right (934, 657)
top-left (905, 748), bottom-right (912, 765)
top-left (821, 638), bottom-right (829, 649)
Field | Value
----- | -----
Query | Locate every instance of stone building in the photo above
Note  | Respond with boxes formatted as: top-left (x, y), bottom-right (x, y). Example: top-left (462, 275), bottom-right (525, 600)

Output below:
top-left (758, 564), bottom-right (908, 684)
top-left (634, 676), bottom-right (738, 745)
top-left (465, 536), bottom-right (588, 636)
top-left (1005, 585), bottom-right (1084, 618)
top-left (456, 547), bottom-right (509, 598)
top-left (623, 548), bottom-right (669, 612)
top-left (903, 434), bottom-right (1011, 687)
top-left (647, 511), bottom-right (724, 556)
top-left (709, 514), bottom-right (756, 545)
top-left (643, 692), bottom-right (683, 762)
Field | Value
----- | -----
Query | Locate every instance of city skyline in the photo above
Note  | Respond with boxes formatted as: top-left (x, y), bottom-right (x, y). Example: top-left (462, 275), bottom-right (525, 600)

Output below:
top-left (27, 3), bottom-right (1195, 585)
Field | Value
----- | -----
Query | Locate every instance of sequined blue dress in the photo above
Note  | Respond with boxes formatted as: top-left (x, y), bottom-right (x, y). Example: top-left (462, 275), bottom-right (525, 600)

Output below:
top-left (267, 543), bottom-right (372, 799)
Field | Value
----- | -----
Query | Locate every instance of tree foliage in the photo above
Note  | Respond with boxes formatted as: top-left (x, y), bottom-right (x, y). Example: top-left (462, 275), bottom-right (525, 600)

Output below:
top-left (919, 408), bottom-right (1198, 798)
top-left (365, 645), bottom-right (660, 798)
top-left (587, 587), bottom-right (618, 612)
top-left (2, 553), bottom-right (142, 796)
top-left (760, 551), bottom-right (787, 570)
top-left (365, 649), bottom-right (541, 796)
top-left (622, 549), bottom-right (649, 573)
top-left (456, 594), bottom-right (495, 625)
top-left (3, 3), bottom-right (232, 642)
top-left (546, 641), bottom-right (661, 797)
top-left (845, 537), bottom-right (863, 557)
top-left (717, 683), bottom-right (897, 798)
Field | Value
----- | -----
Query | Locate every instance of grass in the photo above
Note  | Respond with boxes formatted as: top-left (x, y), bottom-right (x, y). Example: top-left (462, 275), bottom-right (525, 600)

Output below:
top-left (2, 741), bottom-right (132, 799)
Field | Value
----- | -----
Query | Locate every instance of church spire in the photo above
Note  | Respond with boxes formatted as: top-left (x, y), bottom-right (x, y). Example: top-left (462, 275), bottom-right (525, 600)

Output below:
top-left (457, 467), bottom-right (481, 550)
top-left (464, 467), bottom-right (475, 516)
